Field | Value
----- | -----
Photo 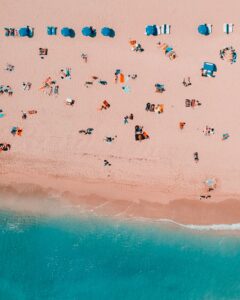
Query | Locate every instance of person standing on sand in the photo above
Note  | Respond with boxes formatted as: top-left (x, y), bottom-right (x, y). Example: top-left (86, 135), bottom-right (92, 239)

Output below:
top-left (179, 122), bottom-right (186, 129)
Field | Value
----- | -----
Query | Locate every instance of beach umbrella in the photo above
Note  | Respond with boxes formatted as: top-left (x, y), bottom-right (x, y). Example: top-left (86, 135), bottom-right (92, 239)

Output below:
top-left (19, 27), bottom-right (30, 37)
top-left (82, 26), bottom-right (92, 36)
top-left (145, 25), bottom-right (154, 36)
top-left (82, 26), bottom-right (96, 37)
top-left (101, 27), bottom-right (115, 38)
top-left (198, 24), bottom-right (209, 35)
top-left (61, 27), bottom-right (75, 37)
top-left (145, 25), bottom-right (158, 36)
top-left (61, 27), bottom-right (70, 36)
top-left (205, 178), bottom-right (216, 188)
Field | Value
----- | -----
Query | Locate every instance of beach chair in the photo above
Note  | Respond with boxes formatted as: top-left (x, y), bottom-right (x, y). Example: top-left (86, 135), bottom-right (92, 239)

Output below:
top-left (223, 23), bottom-right (233, 34)
top-left (206, 24), bottom-right (212, 34)
top-left (66, 98), bottom-right (75, 105)
top-left (160, 24), bottom-right (170, 34)
top-left (47, 26), bottom-right (57, 35)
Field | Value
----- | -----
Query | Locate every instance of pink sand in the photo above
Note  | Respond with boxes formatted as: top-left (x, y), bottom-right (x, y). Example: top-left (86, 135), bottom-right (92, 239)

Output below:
top-left (1, 0), bottom-right (240, 225)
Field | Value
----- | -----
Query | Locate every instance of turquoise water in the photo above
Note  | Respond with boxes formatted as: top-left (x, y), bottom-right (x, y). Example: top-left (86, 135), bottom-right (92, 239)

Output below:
top-left (0, 210), bottom-right (240, 300)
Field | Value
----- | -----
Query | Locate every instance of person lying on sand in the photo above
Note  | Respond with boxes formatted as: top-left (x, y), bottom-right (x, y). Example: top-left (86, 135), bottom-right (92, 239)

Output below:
top-left (199, 195), bottom-right (211, 200)
top-left (79, 128), bottom-right (94, 135)
top-left (0, 143), bottom-right (11, 152)
top-left (104, 136), bottom-right (117, 143)
top-left (5, 64), bottom-right (14, 72)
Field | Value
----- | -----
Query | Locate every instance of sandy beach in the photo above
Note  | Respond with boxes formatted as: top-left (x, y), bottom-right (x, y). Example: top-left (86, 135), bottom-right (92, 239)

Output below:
top-left (1, 0), bottom-right (240, 225)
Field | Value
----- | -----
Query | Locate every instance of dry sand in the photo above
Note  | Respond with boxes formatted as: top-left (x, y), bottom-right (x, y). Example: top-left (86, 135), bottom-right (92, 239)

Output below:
top-left (1, 0), bottom-right (240, 225)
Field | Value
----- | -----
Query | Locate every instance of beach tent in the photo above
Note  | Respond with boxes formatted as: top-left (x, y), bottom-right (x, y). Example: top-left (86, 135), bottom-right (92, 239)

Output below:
top-left (198, 24), bottom-right (209, 35)
top-left (101, 27), bottom-right (115, 38)
top-left (203, 62), bottom-right (217, 72)
top-left (19, 27), bottom-right (33, 37)
top-left (61, 27), bottom-right (75, 38)
top-left (81, 26), bottom-right (96, 37)
top-left (202, 62), bottom-right (217, 77)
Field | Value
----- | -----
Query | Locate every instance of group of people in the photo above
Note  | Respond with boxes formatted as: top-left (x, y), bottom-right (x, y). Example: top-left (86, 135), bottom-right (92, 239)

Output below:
top-left (145, 103), bottom-right (164, 113)
top-left (11, 126), bottom-right (23, 136)
top-left (220, 46), bottom-right (237, 64)
top-left (185, 99), bottom-right (202, 108)
top-left (157, 41), bottom-right (177, 60)
top-left (39, 77), bottom-right (59, 96)
top-left (22, 82), bottom-right (32, 91)
top-left (129, 40), bottom-right (144, 52)
top-left (124, 113), bottom-right (134, 124)
top-left (39, 48), bottom-right (48, 59)
top-left (135, 125), bottom-right (149, 141)
top-left (203, 126), bottom-right (215, 136)
top-left (0, 85), bottom-right (13, 96)
top-left (60, 68), bottom-right (71, 80)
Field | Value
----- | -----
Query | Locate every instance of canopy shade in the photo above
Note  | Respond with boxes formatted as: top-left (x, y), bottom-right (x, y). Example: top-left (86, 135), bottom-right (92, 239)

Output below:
top-left (203, 62), bottom-right (217, 72)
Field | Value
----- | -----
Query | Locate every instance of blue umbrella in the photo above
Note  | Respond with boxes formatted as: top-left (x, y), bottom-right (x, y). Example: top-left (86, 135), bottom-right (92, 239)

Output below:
top-left (19, 27), bottom-right (30, 37)
top-left (61, 27), bottom-right (75, 38)
top-left (82, 26), bottom-right (92, 36)
top-left (145, 25), bottom-right (154, 36)
top-left (82, 26), bottom-right (96, 37)
top-left (101, 27), bottom-right (115, 38)
top-left (198, 24), bottom-right (209, 35)
top-left (145, 25), bottom-right (157, 36)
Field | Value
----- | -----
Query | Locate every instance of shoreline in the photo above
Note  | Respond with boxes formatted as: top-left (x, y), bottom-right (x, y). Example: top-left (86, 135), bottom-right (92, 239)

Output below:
top-left (1, 168), bottom-right (240, 229)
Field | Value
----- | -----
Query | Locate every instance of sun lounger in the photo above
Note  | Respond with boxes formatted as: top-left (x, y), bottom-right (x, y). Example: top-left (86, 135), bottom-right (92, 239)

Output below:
top-left (206, 24), bottom-right (212, 34)
top-left (47, 26), bottom-right (57, 35)
top-left (160, 24), bottom-right (170, 34)
top-left (223, 23), bottom-right (233, 34)
top-left (146, 24), bottom-right (170, 35)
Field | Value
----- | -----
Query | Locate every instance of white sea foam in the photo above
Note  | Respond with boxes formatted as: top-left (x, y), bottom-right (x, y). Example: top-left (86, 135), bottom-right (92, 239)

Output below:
top-left (157, 218), bottom-right (240, 231)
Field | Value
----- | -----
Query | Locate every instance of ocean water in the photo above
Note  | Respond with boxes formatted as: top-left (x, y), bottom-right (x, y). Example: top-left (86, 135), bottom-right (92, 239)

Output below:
top-left (0, 210), bottom-right (240, 300)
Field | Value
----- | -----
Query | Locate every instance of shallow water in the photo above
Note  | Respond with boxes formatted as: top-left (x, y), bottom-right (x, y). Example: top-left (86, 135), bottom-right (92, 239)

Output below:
top-left (0, 210), bottom-right (240, 300)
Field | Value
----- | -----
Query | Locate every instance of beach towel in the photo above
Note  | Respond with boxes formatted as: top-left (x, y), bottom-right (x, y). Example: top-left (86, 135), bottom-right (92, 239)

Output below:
top-left (119, 73), bottom-right (124, 83)
top-left (223, 23), bottom-right (233, 34)
top-left (0, 113), bottom-right (5, 118)
top-left (122, 85), bottom-right (131, 93)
